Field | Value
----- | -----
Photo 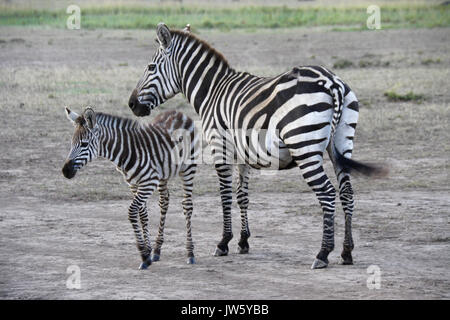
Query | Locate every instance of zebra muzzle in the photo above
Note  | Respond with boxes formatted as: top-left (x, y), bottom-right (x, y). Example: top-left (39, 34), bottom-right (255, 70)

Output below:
top-left (128, 89), bottom-right (152, 117)
top-left (62, 159), bottom-right (77, 179)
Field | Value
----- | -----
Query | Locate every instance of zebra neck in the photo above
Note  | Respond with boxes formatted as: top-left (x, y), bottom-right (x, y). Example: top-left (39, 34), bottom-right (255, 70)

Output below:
top-left (96, 114), bottom-right (140, 168)
top-left (173, 33), bottom-right (263, 118)
top-left (180, 59), bottom-right (232, 114)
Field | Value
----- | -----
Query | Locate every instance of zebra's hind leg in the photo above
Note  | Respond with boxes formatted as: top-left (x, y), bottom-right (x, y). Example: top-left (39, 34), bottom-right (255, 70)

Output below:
top-left (180, 165), bottom-right (196, 264)
top-left (338, 175), bottom-right (355, 265)
top-left (213, 163), bottom-right (234, 256)
top-left (328, 143), bottom-right (355, 265)
top-left (152, 180), bottom-right (169, 262)
top-left (236, 164), bottom-right (251, 254)
top-left (296, 157), bottom-right (336, 269)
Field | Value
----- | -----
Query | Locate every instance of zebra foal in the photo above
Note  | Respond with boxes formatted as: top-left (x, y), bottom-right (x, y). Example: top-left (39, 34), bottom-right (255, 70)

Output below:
top-left (62, 107), bottom-right (199, 269)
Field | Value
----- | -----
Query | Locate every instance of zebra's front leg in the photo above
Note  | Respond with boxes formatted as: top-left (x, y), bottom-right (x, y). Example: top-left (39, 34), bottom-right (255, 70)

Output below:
top-left (152, 181), bottom-right (169, 262)
top-left (236, 164), bottom-right (251, 254)
top-left (213, 163), bottom-right (234, 256)
top-left (128, 183), bottom-right (157, 270)
top-left (138, 203), bottom-right (151, 260)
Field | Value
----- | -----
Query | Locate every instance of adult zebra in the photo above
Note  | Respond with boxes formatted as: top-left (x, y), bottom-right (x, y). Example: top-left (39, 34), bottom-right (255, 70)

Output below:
top-left (128, 23), bottom-right (386, 269)
top-left (62, 107), bottom-right (200, 269)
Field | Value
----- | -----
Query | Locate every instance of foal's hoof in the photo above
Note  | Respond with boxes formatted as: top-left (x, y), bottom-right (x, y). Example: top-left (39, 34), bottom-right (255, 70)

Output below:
top-left (237, 245), bottom-right (249, 254)
top-left (151, 254), bottom-right (160, 262)
top-left (139, 261), bottom-right (151, 270)
top-left (213, 246), bottom-right (228, 256)
top-left (187, 256), bottom-right (196, 264)
top-left (311, 258), bottom-right (328, 269)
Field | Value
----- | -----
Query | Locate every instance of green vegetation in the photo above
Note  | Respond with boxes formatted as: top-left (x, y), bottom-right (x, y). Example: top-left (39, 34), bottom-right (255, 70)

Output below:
top-left (421, 58), bottom-right (442, 65)
top-left (0, 4), bottom-right (449, 30)
top-left (384, 90), bottom-right (425, 102)
top-left (333, 59), bottom-right (354, 69)
top-left (359, 60), bottom-right (390, 68)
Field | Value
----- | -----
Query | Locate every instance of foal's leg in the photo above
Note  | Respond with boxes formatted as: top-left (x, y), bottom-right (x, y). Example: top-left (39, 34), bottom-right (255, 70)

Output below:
top-left (128, 179), bottom-right (159, 270)
top-left (138, 203), bottom-right (151, 257)
top-left (152, 180), bottom-right (169, 262)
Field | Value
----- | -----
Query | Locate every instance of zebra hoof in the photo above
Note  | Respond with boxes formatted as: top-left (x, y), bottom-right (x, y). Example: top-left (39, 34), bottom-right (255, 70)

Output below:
top-left (213, 246), bottom-right (228, 256)
top-left (151, 254), bottom-right (160, 262)
top-left (187, 256), bottom-right (196, 264)
top-left (339, 258), bottom-right (353, 265)
top-left (237, 245), bottom-right (249, 254)
top-left (139, 261), bottom-right (151, 270)
top-left (311, 258), bottom-right (328, 269)
top-left (339, 251), bottom-right (353, 265)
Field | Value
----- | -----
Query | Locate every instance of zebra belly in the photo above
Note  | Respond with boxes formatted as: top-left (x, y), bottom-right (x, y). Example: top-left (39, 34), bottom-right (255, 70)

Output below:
top-left (234, 130), bottom-right (294, 170)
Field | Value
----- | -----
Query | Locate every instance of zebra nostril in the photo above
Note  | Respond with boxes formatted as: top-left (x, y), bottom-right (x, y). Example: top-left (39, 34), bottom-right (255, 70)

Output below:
top-left (62, 160), bottom-right (76, 179)
top-left (129, 88), bottom-right (138, 110)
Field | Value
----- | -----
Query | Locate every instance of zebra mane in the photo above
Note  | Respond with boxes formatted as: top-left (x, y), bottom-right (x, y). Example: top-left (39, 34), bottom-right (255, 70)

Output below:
top-left (96, 112), bottom-right (144, 130)
top-left (171, 29), bottom-right (232, 70)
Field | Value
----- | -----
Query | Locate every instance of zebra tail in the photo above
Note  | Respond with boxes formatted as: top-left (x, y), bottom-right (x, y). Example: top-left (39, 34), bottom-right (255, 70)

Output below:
top-left (329, 86), bottom-right (388, 178)
top-left (332, 146), bottom-right (389, 178)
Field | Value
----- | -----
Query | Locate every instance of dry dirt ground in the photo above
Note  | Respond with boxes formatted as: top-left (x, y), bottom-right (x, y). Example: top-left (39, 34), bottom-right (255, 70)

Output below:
top-left (0, 26), bottom-right (449, 299)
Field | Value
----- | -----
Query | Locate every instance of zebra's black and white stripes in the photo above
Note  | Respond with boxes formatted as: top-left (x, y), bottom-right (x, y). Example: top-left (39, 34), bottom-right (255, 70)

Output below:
top-left (129, 23), bottom-right (386, 269)
top-left (62, 107), bottom-right (200, 269)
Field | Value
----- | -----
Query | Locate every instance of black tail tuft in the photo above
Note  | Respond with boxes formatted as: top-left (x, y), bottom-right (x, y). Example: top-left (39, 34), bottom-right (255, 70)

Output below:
top-left (334, 149), bottom-right (389, 178)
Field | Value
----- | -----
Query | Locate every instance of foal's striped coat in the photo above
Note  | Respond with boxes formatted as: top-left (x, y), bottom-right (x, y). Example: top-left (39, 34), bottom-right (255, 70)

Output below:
top-left (62, 107), bottom-right (199, 269)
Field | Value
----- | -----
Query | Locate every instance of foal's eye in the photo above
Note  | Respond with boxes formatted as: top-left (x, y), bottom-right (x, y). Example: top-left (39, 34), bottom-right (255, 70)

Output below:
top-left (80, 142), bottom-right (89, 148)
top-left (148, 64), bottom-right (156, 72)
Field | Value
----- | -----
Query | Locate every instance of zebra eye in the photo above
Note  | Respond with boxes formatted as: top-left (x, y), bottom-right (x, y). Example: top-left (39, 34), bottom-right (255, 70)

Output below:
top-left (148, 64), bottom-right (156, 72)
top-left (80, 141), bottom-right (89, 148)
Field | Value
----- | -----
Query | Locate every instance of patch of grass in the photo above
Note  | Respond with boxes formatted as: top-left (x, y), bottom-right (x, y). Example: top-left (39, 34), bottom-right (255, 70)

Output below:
top-left (333, 59), bottom-right (353, 69)
top-left (384, 90), bottom-right (425, 103)
top-left (0, 4), bottom-right (448, 30)
top-left (421, 58), bottom-right (441, 65)
top-left (359, 60), bottom-right (390, 68)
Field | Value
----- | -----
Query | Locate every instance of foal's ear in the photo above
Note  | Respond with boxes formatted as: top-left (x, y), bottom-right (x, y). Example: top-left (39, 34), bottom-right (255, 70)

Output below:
top-left (83, 107), bottom-right (96, 130)
top-left (65, 107), bottom-right (79, 124)
top-left (156, 22), bottom-right (172, 49)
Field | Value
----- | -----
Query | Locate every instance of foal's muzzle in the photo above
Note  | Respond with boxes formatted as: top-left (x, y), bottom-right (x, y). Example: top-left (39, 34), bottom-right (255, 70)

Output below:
top-left (62, 159), bottom-right (77, 179)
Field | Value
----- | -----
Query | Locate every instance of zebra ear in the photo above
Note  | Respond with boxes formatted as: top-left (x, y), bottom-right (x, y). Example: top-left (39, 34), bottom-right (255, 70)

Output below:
top-left (65, 107), bottom-right (79, 124)
top-left (83, 107), bottom-right (96, 130)
top-left (183, 24), bottom-right (191, 33)
top-left (156, 22), bottom-right (172, 49)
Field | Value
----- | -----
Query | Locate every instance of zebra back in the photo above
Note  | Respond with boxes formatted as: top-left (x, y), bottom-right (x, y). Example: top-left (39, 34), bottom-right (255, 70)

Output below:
top-left (152, 110), bottom-right (199, 165)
